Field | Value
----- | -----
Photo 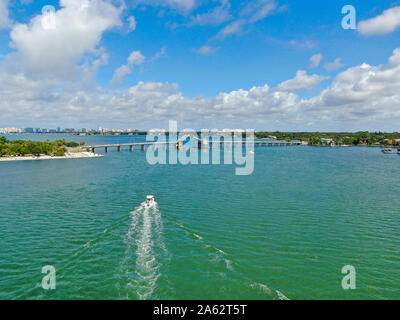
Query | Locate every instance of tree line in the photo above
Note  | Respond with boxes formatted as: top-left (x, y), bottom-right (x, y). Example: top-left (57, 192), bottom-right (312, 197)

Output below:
top-left (0, 137), bottom-right (85, 157)
top-left (255, 131), bottom-right (400, 146)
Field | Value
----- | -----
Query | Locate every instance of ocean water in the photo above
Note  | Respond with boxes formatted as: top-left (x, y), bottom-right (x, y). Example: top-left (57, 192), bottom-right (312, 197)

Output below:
top-left (0, 134), bottom-right (399, 300)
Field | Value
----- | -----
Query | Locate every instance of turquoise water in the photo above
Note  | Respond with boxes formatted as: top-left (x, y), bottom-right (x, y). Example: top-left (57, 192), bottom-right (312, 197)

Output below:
top-left (0, 134), bottom-right (399, 299)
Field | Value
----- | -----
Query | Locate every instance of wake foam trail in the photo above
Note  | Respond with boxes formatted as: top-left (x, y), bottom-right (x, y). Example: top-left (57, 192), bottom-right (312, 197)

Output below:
top-left (118, 202), bottom-right (167, 300)
top-left (162, 217), bottom-right (290, 300)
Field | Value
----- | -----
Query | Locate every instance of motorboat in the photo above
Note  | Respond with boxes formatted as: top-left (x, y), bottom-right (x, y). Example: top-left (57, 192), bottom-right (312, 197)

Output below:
top-left (144, 195), bottom-right (155, 207)
top-left (382, 149), bottom-right (396, 154)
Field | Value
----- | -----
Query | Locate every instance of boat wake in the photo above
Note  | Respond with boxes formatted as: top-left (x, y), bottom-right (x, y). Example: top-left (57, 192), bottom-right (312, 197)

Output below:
top-left (171, 221), bottom-right (290, 300)
top-left (118, 202), bottom-right (167, 300)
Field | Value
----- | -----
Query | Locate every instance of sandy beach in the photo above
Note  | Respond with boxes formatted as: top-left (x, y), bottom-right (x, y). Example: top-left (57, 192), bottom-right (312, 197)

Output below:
top-left (0, 152), bottom-right (103, 162)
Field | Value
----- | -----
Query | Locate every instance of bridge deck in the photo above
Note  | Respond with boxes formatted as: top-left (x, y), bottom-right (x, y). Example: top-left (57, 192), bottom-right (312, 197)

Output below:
top-left (82, 140), bottom-right (299, 150)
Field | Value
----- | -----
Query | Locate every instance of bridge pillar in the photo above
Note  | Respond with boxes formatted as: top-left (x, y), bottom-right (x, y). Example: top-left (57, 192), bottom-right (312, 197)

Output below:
top-left (141, 145), bottom-right (146, 151)
top-left (117, 146), bottom-right (121, 152)
top-left (129, 145), bottom-right (133, 152)
top-left (105, 147), bottom-right (108, 152)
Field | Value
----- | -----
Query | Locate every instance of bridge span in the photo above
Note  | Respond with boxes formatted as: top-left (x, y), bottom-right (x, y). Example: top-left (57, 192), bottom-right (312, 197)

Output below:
top-left (82, 136), bottom-right (301, 153)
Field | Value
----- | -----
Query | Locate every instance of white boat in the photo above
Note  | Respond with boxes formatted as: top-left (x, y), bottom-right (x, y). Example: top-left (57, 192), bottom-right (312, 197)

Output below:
top-left (382, 149), bottom-right (396, 154)
top-left (144, 195), bottom-right (155, 207)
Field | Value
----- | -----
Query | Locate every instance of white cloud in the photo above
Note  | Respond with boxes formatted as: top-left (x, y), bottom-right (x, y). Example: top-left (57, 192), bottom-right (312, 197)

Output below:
top-left (194, 45), bottom-right (219, 55)
top-left (127, 16), bottom-right (137, 31)
top-left (306, 49), bottom-right (400, 123)
top-left (6, 0), bottom-right (123, 80)
top-left (189, 0), bottom-right (232, 26)
top-left (359, 6), bottom-right (400, 35)
top-left (111, 50), bottom-right (145, 87)
top-left (310, 53), bottom-right (323, 68)
top-left (153, 45), bottom-right (167, 60)
top-left (277, 70), bottom-right (329, 91)
top-left (2, 15), bottom-right (400, 132)
top-left (135, 0), bottom-right (197, 12)
top-left (213, 19), bottom-right (246, 39)
top-left (127, 50), bottom-right (145, 65)
top-left (288, 39), bottom-right (317, 49)
top-left (239, 0), bottom-right (277, 23)
top-left (0, 0), bottom-right (11, 29)
top-left (110, 65), bottom-right (132, 88)
top-left (324, 58), bottom-right (345, 71)
top-left (212, 0), bottom-right (278, 40)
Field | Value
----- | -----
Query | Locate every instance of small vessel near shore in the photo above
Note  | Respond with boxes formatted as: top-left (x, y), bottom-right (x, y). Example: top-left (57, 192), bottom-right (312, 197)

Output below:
top-left (382, 149), bottom-right (397, 154)
top-left (144, 195), bottom-right (155, 207)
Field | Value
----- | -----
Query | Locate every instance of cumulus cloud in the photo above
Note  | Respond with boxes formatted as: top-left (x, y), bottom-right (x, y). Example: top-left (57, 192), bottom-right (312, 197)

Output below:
top-left (277, 70), bottom-right (329, 91)
top-left (6, 0), bottom-right (123, 80)
top-left (2, 3), bottom-right (400, 132)
top-left (0, 0), bottom-right (11, 29)
top-left (111, 50), bottom-right (145, 87)
top-left (2, 47), bottom-right (400, 129)
top-left (127, 50), bottom-right (145, 65)
top-left (359, 6), bottom-right (400, 35)
top-left (310, 53), bottom-right (323, 68)
top-left (324, 58), bottom-right (345, 71)
top-left (306, 49), bottom-right (400, 122)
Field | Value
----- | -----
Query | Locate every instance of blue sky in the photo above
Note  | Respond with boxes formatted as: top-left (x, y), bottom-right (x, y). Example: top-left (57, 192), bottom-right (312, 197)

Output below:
top-left (0, 0), bottom-right (400, 130)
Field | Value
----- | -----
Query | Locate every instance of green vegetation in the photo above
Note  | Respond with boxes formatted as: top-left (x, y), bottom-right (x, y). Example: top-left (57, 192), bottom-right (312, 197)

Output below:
top-left (255, 131), bottom-right (400, 146)
top-left (0, 138), bottom-right (85, 157)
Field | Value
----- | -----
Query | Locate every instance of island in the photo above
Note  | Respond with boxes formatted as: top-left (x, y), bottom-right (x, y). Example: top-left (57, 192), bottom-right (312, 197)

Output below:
top-left (0, 137), bottom-right (102, 162)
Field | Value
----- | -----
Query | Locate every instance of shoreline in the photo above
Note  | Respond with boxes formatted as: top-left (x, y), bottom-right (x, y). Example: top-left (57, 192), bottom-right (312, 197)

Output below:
top-left (0, 152), bottom-right (103, 162)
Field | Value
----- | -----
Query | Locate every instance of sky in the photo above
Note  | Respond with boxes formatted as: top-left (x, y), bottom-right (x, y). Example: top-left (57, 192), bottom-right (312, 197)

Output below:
top-left (0, 0), bottom-right (400, 131)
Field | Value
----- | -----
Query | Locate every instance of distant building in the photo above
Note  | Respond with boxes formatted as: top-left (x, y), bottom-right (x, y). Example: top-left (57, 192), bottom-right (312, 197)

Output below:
top-left (321, 138), bottom-right (335, 146)
top-left (0, 127), bottom-right (22, 134)
top-left (24, 127), bottom-right (34, 133)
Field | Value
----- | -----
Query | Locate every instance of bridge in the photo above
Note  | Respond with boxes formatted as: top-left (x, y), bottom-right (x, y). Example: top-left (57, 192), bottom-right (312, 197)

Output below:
top-left (82, 136), bottom-right (301, 153)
